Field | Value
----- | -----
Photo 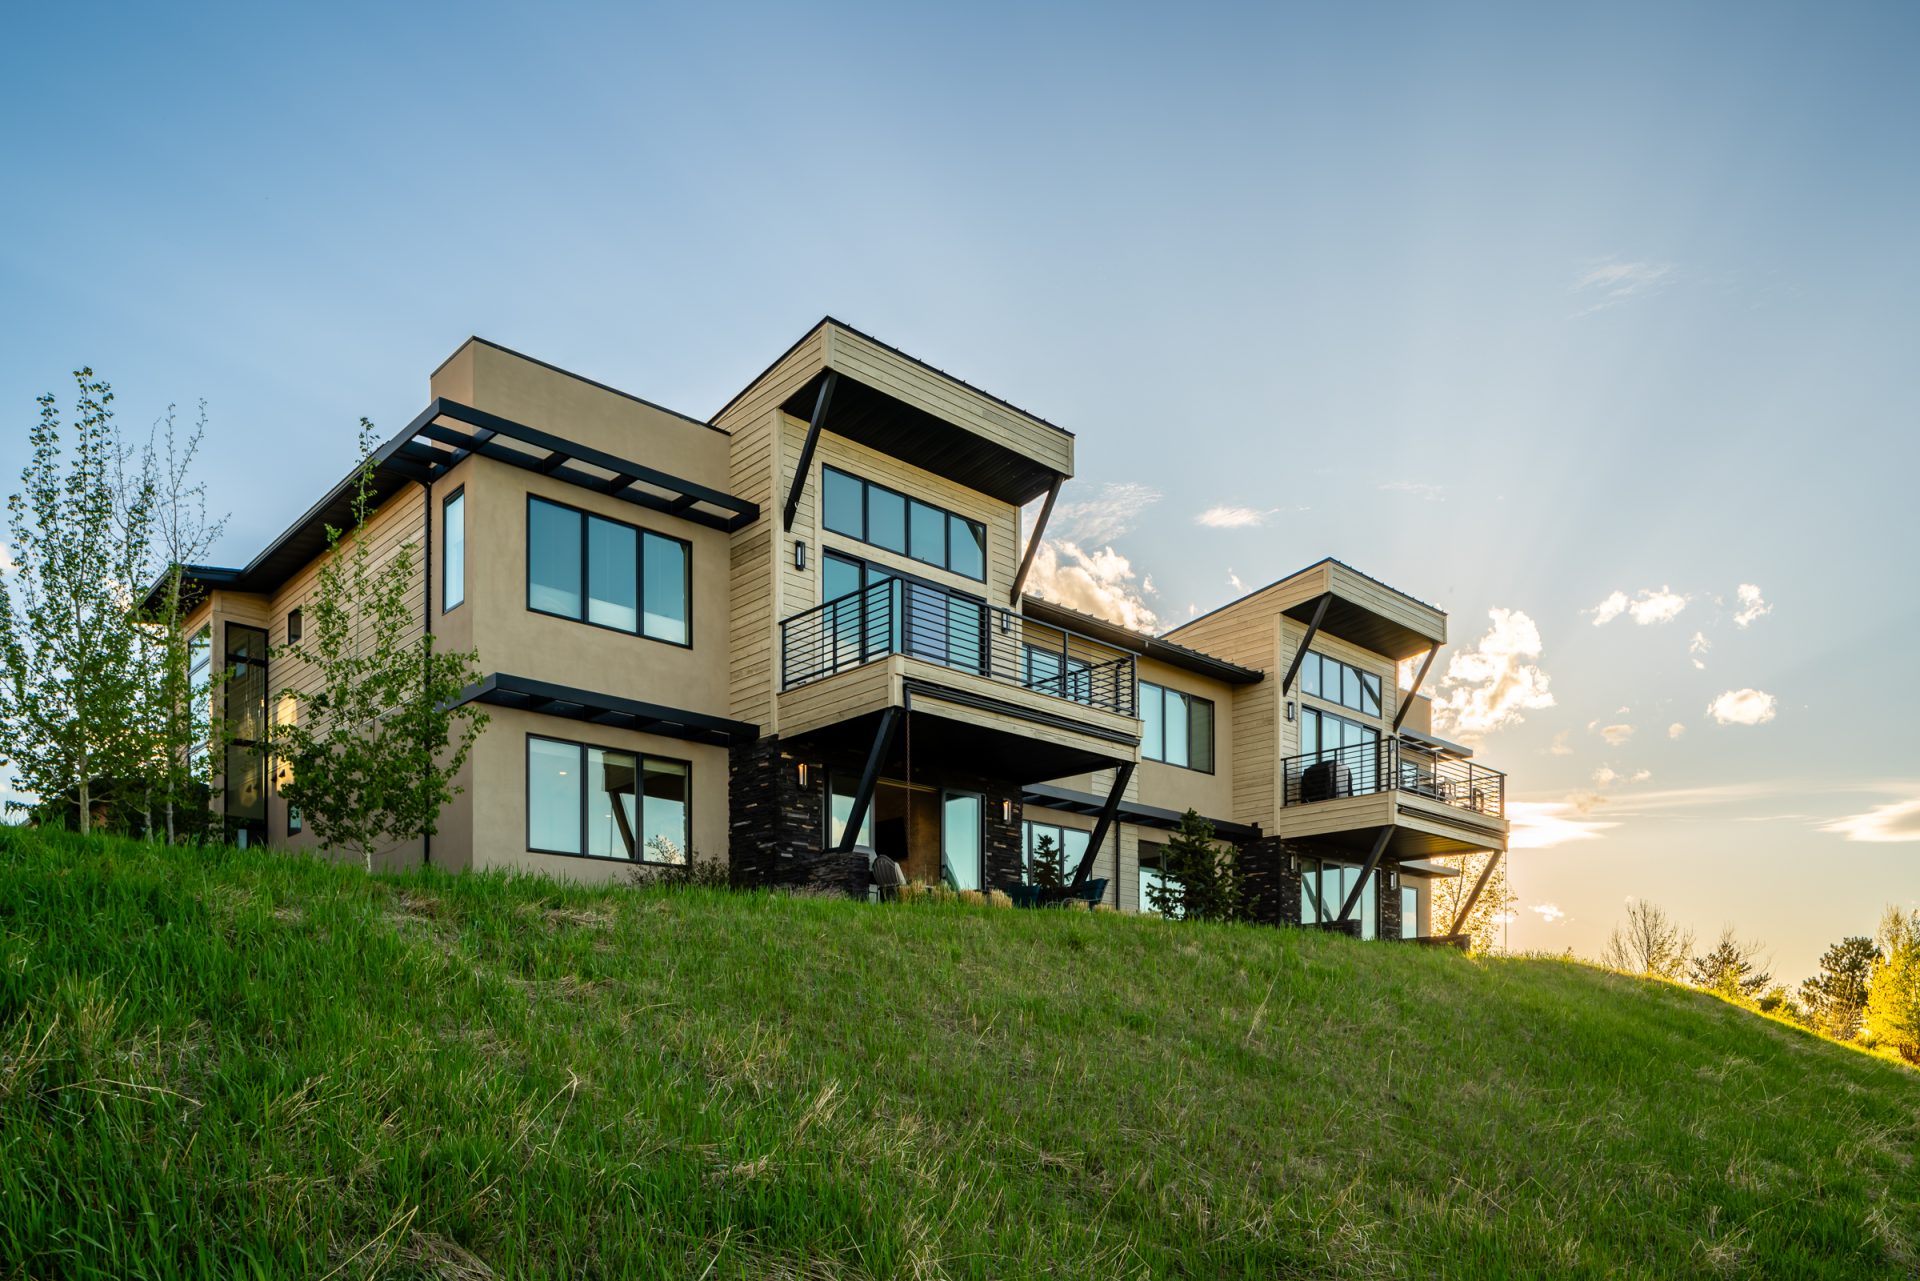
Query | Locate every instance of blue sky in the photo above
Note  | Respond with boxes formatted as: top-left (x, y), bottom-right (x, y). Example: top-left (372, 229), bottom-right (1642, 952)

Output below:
top-left (3, 2), bottom-right (1916, 981)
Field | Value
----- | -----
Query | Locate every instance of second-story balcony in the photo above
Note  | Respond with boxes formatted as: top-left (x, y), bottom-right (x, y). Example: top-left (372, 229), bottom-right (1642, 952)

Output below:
top-left (781, 578), bottom-right (1138, 717)
top-left (1275, 737), bottom-right (1509, 859)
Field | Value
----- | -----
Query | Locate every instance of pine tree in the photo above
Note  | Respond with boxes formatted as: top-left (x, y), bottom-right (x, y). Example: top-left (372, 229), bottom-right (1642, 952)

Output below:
top-left (264, 424), bottom-right (488, 871)
top-left (0, 371), bottom-right (148, 834)
top-left (1146, 809), bottom-right (1240, 921)
top-left (1028, 833), bottom-right (1065, 891)
top-left (1800, 935), bottom-right (1878, 1041)
top-left (1687, 928), bottom-right (1772, 1003)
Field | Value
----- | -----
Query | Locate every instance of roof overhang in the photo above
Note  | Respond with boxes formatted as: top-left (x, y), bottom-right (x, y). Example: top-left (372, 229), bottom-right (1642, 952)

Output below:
top-left (452, 673), bottom-right (758, 747)
top-left (724, 318), bottom-right (1073, 507)
top-left (1020, 596), bottom-right (1266, 685)
top-left (1268, 560), bottom-right (1447, 660)
top-left (144, 398), bottom-right (760, 614)
top-left (1022, 782), bottom-right (1261, 844)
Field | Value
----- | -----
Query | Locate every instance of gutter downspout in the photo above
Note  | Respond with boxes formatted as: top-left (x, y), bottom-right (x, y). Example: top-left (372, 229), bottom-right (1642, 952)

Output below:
top-left (422, 477), bottom-right (433, 869)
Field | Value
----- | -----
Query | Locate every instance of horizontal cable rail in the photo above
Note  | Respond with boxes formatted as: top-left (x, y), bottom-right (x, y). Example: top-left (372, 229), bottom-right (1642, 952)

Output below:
top-left (781, 578), bottom-right (1137, 717)
top-left (1281, 738), bottom-right (1505, 820)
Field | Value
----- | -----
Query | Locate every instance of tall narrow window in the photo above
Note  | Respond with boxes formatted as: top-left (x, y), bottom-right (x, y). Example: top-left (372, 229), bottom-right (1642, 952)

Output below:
top-left (942, 791), bottom-right (982, 892)
top-left (443, 489), bottom-right (466, 611)
top-left (286, 608), bottom-right (302, 645)
top-left (223, 623), bottom-right (269, 846)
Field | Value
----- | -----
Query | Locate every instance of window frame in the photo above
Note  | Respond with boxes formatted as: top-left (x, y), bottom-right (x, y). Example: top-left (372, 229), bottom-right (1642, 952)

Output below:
top-left (442, 486), bottom-right (466, 614)
top-left (524, 494), bottom-right (693, 648)
top-left (1300, 651), bottom-right (1384, 719)
top-left (1020, 818), bottom-right (1091, 885)
top-left (1139, 680), bottom-right (1216, 774)
top-left (820, 464), bottom-right (987, 582)
top-left (523, 731), bottom-right (693, 866)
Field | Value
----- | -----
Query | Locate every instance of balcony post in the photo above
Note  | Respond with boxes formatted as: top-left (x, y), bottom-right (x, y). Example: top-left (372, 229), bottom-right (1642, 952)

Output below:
top-left (1334, 826), bottom-right (1393, 927)
top-left (1069, 762), bottom-right (1134, 892)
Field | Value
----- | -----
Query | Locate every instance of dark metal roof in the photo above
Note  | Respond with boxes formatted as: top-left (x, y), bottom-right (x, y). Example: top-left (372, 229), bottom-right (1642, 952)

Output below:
top-left (452, 673), bottom-right (758, 747)
top-left (143, 399), bottom-right (760, 614)
top-left (1019, 596), bottom-right (1265, 686)
top-left (1021, 782), bottom-right (1261, 844)
top-left (1173, 557), bottom-right (1444, 662)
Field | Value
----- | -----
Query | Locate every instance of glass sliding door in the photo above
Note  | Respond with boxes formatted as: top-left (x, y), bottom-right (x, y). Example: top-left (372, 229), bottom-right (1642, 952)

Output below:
top-left (941, 791), bottom-right (982, 892)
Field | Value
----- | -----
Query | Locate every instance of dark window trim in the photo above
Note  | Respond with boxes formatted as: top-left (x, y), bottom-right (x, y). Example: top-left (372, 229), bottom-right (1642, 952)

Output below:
top-left (821, 464), bottom-right (987, 582)
top-left (286, 607), bottom-right (303, 645)
top-left (523, 730), bottom-right (694, 866)
top-left (1139, 680), bottom-right (1217, 775)
top-left (941, 788), bottom-right (984, 891)
top-left (442, 486), bottom-right (466, 615)
top-left (287, 805), bottom-right (303, 838)
top-left (1301, 650), bottom-right (1385, 719)
top-left (525, 493), bottom-right (694, 649)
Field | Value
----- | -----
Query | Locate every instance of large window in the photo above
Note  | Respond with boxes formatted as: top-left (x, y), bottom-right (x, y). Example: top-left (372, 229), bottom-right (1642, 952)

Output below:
top-left (1300, 651), bottom-right (1382, 718)
top-left (823, 551), bottom-right (986, 675)
top-left (822, 466), bottom-right (986, 580)
top-left (827, 771), bottom-right (874, 850)
top-left (1140, 681), bottom-right (1215, 772)
top-left (1299, 858), bottom-right (1377, 940)
top-left (1138, 840), bottom-right (1182, 917)
top-left (443, 488), bottom-right (466, 612)
top-left (1301, 707), bottom-right (1381, 793)
top-left (1022, 819), bottom-right (1090, 886)
top-left (527, 734), bottom-right (690, 863)
top-left (527, 496), bottom-right (689, 644)
top-left (188, 626), bottom-right (212, 773)
top-left (223, 623), bottom-right (269, 846)
top-left (1400, 885), bottom-right (1419, 939)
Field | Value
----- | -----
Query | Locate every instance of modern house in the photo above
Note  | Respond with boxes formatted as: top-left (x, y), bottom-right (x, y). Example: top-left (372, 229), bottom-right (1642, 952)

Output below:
top-left (164, 320), bottom-right (1509, 940)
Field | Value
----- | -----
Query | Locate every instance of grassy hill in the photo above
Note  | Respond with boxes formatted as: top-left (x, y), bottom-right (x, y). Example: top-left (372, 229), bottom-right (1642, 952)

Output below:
top-left (0, 829), bottom-right (1913, 1279)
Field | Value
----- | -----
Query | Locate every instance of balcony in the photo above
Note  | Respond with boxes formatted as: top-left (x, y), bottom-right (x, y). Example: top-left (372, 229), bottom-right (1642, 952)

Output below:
top-left (1283, 738), bottom-right (1505, 819)
top-left (781, 578), bottom-right (1137, 716)
top-left (1275, 738), bottom-right (1508, 858)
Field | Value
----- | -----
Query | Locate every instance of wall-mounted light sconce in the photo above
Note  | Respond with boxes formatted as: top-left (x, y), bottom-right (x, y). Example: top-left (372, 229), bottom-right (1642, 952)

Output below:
top-left (796, 762), bottom-right (809, 788)
top-left (998, 612), bottom-right (1012, 634)
top-left (1002, 798), bottom-right (1013, 823)
top-left (794, 539), bottom-right (808, 571)
top-left (1286, 700), bottom-right (1295, 722)
top-left (1387, 869), bottom-right (1399, 891)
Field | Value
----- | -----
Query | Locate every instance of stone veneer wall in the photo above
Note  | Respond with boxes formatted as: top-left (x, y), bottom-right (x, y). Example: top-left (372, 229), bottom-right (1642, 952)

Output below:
top-left (1235, 837), bottom-right (1404, 938)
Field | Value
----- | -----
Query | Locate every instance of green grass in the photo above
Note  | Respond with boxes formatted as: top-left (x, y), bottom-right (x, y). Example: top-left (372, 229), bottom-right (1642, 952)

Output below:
top-left (0, 829), bottom-right (1913, 1279)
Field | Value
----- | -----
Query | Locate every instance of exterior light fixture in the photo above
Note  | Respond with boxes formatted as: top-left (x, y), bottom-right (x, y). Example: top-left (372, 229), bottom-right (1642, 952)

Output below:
top-left (796, 762), bottom-right (809, 788)
top-left (794, 540), bottom-right (808, 571)
top-left (1002, 798), bottom-right (1013, 823)
top-left (1286, 700), bottom-right (1295, 722)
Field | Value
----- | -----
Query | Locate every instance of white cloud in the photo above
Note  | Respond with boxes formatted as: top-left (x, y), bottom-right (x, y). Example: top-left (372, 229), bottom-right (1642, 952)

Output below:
top-left (1508, 800), bottom-right (1616, 849)
top-left (1820, 796), bottom-right (1920, 844)
top-left (1592, 765), bottom-right (1618, 786)
top-left (1733, 583), bottom-right (1772, 628)
top-left (1598, 723), bottom-right (1634, 746)
top-left (1226, 568), bottom-right (1246, 593)
top-left (1573, 259), bottom-right (1675, 315)
top-left (1667, 722), bottom-right (1686, 740)
top-left (1529, 903), bottom-right (1567, 924)
top-left (1023, 540), bottom-right (1158, 632)
top-left (0, 542), bottom-right (15, 575)
top-left (1589, 586), bottom-right (1687, 626)
top-left (1548, 731), bottom-right (1573, 756)
top-left (1430, 608), bottom-right (1555, 738)
top-left (1629, 587), bottom-right (1687, 625)
top-left (1379, 481), bottom-right (1444, 501)
top-left (1707, 688), bottom-right (1777, 727)
top-left (1689, 631), bottom-right (1710, 669)
top-left (1195, 505), bottom-right (1273, 529)
top-left (1046, 481), bottom-right (1160, 547)
top-left (1592, 765), bottom-right (1651, 787)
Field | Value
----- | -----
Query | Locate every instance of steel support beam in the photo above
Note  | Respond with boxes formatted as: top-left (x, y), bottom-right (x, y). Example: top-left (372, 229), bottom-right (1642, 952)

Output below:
top-left (783, 371), bottom-right (837, 532)
top-left (1008, 475), bottom-right (1063, 606)
top-left (832, 705), bottom-right (900, 854)
top-left (1392, 641), bottom-right (1441, 734)
top-left (1069, 761), bottom-right (1134, 890)
top-left (1335, 826), bottom-right (1394, 925)
top-left (1447, 850), bottom-right (1503, 940)
top-left (1280, 593), bottom-right (1333, 696)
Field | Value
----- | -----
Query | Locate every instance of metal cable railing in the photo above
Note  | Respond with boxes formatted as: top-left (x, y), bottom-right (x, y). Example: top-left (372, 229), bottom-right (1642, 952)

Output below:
top-left (1281, 737), bottom-right (1505, 819)
top-left (780, 578), bottom-right (1137, 716)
